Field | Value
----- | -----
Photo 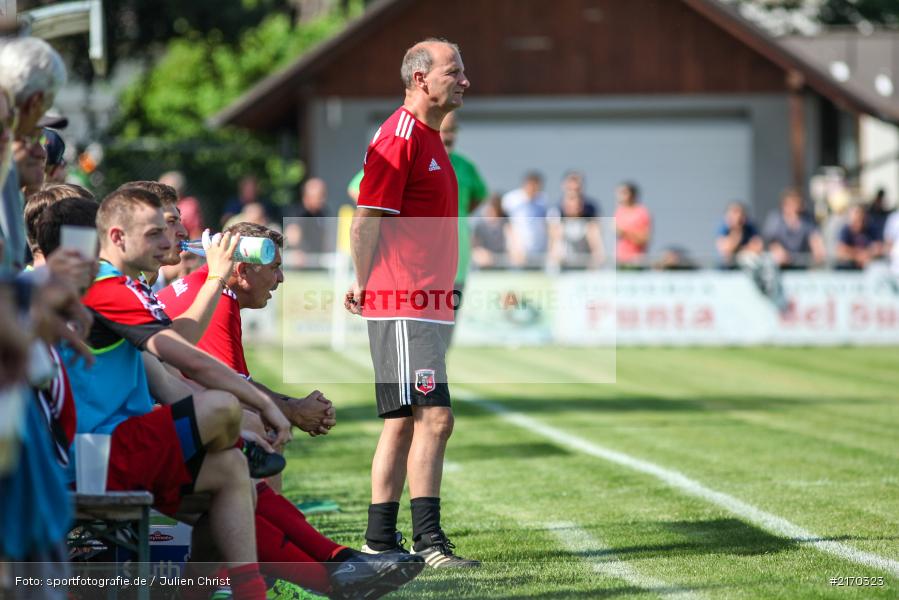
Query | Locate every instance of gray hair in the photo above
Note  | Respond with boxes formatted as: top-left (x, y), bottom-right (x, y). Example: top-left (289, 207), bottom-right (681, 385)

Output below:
top-left (0, 37), bottom-right (67, 106)
top-left (400, 38), bottom-right (460, 90)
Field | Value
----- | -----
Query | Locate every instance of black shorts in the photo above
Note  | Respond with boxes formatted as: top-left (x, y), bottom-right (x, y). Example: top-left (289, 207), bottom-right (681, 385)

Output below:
top-left (367, 319), bottom-right (452, 418)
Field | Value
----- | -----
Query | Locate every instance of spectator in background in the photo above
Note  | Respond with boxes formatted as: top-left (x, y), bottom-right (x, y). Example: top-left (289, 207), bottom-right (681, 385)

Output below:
top-left (347, 169), bottom-right (363, 203)
top-left (654, 246), bottom-right (697, 271)
top-left (0, 37), bottom-right (67, 273)
top-left (221, 174), bottom-right (272, 228)
top-left (225, 201), bottom-right (280, 234)
top-left (547, 171), bottom-right (603, 269)
top-left (763, 188), bottom-right (826, 268)
top-left (835, 204), bottom-right (883, 270)
top-left (42, 128), bottom-right (66, 184)
top-left (284, 177), bottom-right (331, 268)
top-left (614, 181), bottom-right (651, 268)
top-left (867, 188), bottom-right (892, 242)
top-left (716, 202), bottom-right (762, 268)
top-left (502, 170), bottom-right (547, 267)
top-left (159, 170), bottom-right (204, 239)
top-left (472, 193), bottom-right (509, 268)
top-left (821, 190), bottom-right (850, 260)
top-left (438, 112), bottom-right (488, 308)
top-left (883, 208), bottom-right (899, 276)
top-left (560, 170), bottom-right (600, 211)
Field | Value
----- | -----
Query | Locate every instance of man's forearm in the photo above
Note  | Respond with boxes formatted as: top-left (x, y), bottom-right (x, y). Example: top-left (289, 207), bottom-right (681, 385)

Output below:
top-left (172, 278), bottom-right (226, 345)
top-left (350, 212), bottom-right (382, 286)
top-left (251, 378), bottom-right (287, 404)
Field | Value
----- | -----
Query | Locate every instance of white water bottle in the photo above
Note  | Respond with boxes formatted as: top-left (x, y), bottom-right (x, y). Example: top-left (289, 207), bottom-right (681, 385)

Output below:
top-left (180, 231), bottom-right (276, 265)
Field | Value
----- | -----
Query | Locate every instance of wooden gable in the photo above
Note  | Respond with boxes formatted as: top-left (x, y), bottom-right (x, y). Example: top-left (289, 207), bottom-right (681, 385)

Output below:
top-left (314, 0), bottom-right (786, 97)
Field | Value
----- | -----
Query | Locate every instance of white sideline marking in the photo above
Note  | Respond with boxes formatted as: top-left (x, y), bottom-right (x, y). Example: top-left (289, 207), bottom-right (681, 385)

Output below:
top-left (546, 521), bottom-right (703, 599)
top-left (455, 390), bottom-right (899, 578)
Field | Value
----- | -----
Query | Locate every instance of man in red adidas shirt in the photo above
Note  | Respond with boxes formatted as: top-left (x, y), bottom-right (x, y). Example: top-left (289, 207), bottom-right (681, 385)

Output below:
top-left (344, 38), bottom-right (479, 567)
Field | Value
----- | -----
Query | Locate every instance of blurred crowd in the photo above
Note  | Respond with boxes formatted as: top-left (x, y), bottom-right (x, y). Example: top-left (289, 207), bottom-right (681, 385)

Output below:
top-left (176, 117), bottom-right (898, 276)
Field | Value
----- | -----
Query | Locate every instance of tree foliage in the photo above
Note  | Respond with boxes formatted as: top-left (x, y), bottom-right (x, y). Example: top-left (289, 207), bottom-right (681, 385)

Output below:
top-left (96, 4), bottom-right (360, 220)
top-left (816, 0), bottom-right (899, 27)
top-left (20, 0), bottom-right (298, 80)
top-left (116, 11), bottom-right (350, 139)
top-left (734, 0), bottom-right (899, 29)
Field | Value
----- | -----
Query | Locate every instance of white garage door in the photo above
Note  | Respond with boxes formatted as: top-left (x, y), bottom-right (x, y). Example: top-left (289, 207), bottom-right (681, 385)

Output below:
top-left (454, 116), bottom-right (752, 265)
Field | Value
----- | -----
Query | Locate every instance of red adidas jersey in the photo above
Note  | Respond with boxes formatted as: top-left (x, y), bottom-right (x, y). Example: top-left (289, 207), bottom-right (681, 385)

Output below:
top-left (156, 265), bottom-right (250, 378)
top-left (358, 107), bottom-right (459, 322)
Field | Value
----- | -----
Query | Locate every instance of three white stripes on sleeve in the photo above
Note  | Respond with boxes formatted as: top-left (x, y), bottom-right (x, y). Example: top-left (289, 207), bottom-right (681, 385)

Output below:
top-left (394, 112), bottom-right (415, 140)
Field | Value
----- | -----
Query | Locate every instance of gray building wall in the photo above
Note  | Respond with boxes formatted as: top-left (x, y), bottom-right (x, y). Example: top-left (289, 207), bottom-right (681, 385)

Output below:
top-left (308, 95), bottom-right (798, 264)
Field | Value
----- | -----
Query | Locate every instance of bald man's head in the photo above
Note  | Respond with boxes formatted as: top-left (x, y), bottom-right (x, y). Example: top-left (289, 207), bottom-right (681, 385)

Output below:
top-left (401, 39), bottom-right (460, 90)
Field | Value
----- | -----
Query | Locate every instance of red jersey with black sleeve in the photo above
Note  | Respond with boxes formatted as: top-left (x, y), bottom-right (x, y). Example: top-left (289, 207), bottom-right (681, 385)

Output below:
top-left (62, 261), bottom-right (173, 437)
top-left (156, 265), bottom-right (250, 378)
top-left (357, 107), bottom-right (459, 323)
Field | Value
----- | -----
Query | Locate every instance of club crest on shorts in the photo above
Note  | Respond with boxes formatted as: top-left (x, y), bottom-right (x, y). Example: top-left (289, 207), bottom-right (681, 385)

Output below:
top-left (414, 369), bottom-right (436, 395)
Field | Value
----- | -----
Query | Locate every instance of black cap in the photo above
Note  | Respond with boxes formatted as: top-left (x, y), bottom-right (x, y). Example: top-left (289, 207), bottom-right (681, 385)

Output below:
top-left (43, 129), bottom-right (66, 167)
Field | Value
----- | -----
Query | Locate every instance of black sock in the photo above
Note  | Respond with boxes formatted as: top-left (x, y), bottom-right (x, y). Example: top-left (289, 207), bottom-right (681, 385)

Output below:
top-left (411, 497), bottom-right (441, 548)
top-left (365, 502), bottom-right (400, 550)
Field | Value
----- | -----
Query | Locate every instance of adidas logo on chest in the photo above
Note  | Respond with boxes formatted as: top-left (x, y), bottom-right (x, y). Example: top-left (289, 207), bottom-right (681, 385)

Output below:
top-left (428, 158), bottom-right (441, 172)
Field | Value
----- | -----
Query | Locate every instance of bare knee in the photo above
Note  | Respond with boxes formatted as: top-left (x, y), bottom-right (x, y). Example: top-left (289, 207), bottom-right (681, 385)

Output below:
top-left (216, 393), bottom-right (242, 434)
top-left (197, 390), bottom-right (242, 443)
top-left (415, 407), bottom-right (454, 441)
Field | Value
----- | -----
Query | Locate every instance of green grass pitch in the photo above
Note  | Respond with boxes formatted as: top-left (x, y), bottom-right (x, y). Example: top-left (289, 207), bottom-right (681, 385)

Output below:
top-left (246, 346), bottom-right (899, 599)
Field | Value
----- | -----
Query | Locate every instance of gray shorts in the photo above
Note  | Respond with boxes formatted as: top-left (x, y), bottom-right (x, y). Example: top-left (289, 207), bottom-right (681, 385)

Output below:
top-left (367, 319), bottom-right (452, 418)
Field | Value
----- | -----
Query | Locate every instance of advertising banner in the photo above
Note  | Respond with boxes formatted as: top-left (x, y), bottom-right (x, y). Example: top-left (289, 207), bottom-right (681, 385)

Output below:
top-left (273, 269), bottom-right (899, 348)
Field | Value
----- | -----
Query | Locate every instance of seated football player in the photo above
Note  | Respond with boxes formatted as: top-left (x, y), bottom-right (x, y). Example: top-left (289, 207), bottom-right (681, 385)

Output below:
top-left (34, 191), bottom-right (388, 598)
top-left (122, 180), bottom-right (335, 438)
top-left (60, 187), bottom-right (289, 600)
top-left (155, 222), bottom-right (425, 598)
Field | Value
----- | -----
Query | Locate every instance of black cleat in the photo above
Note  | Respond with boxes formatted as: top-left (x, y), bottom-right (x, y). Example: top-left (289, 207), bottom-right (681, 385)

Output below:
top-left (242, 440), bottom-right (286, 479)
top-left (329, 550), bottom-right (424, 600)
